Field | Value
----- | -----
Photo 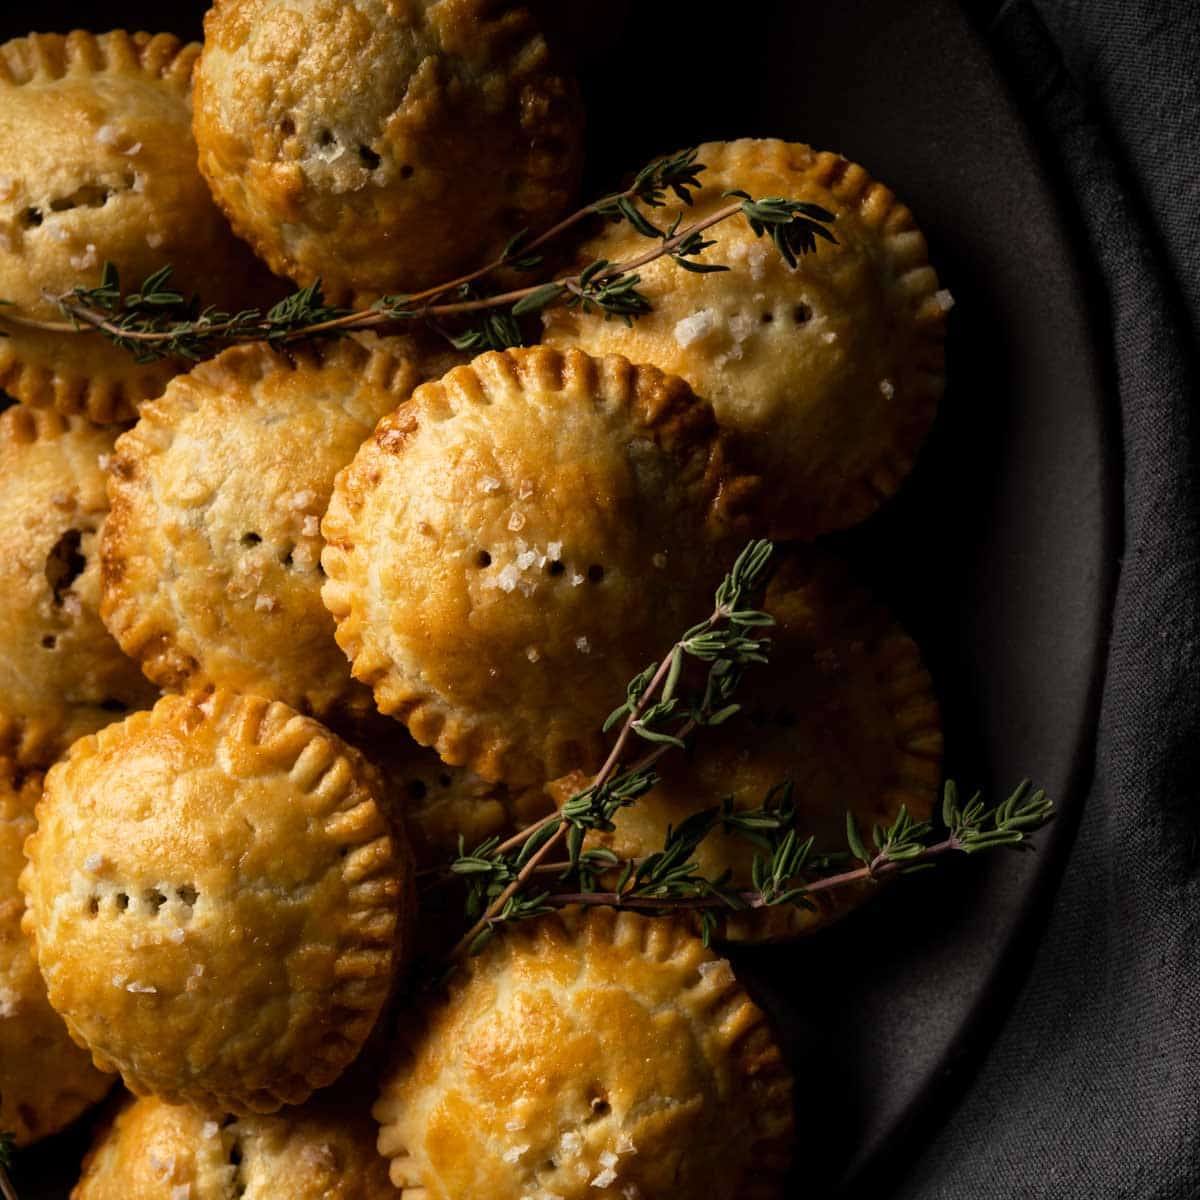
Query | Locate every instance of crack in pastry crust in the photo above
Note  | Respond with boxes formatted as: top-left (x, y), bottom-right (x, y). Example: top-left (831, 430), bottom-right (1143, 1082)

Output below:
top-left (193, 0), bottom-right (585, 304)
top-left (560, 548), bottom-right (944, 942)
top-left (0, 405), bottom-right (158, 768)
top-left (100, 337), bottom-right (458, 720)
top-left (543, 138), bottom-right (948, 540)
top-left (0, 760), bottom-right (113, 1147)
top-left (71, 1092), bottom-right (396, 1200)
top-left (374, 907), bottom-right (795, 1200)
top-left (0, 30), bottom-right (281, 423)
top-left (321, 345), bottom-right (757, 788)
top-left (19, 690), bottom-right (412, 1114)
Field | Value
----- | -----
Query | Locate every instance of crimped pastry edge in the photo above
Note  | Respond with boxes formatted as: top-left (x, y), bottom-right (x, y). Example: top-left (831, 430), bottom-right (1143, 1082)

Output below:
top-left (321, 344), bottom-right (755, 786)
top-left (373, 906), bottom-right (795, 1199)
top-left (19, 688), bottom-right (409, 1114)
top-left (100, 338), bottom-right (424, 719)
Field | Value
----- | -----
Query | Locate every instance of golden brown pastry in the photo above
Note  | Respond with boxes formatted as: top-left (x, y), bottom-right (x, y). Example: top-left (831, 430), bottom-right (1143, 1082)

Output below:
top-left (1, 760), bottom-right (112, 1147)
top-left (20, 689), bottom-right (412, 1114)
top-left (0, 405), bottom-right (157, 768)
top-left (321, 345), bottom-right (752, 788)
top-left (192, 0), bottom-right (584, 304)
top-left (72, 1092), bottom-right (394, 1200)
top-left (543, 138), bottom-right (948, 540)
top-left (558, 550), bottom-right (943, 941)
top-left (374, 907), bottom-right (795, 1200)
top-left (0, 30), bottom-right (279, 423)
top-left (101, 336), bottom-right (456, 719)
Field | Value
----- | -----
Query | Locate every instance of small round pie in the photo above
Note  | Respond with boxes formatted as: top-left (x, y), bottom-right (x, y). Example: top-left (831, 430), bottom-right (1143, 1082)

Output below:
top-left (0, 30), bottom-right (278, 423)
top-left (1, 760), bottom-right (113, 1147)
top-left (374, 907), bottom-right (795, 1200)
top-left (72, 1092), bottom-right (395, 1200)
top-left (101, 336), bottom-right (456, 719)
top-left (563, 550), bottom-right (943, 941)
top-left (543, 138), bottom-right (949, 539)
top-left (193, 0), bottom-right (585, 303)
top-left (0, 404), bottom-right (157, 768)
top-left (20, 689), bottom-right (412, 1114)
top-left (321, 345), bottom-right (752, 787)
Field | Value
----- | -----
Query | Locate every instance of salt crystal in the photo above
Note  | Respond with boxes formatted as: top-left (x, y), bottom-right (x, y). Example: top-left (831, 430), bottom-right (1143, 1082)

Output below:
top-left (98, 453), bottom-right (112, 471)
top-left (479, 476), bottom-right (502, 493)
top-left (516, 550), bottom-right (537, 570)
top-left (303, 515), bottom-right (320, 537)
top-left (652, 553), bottom-right (668, 570)
top-left (614, 1132), bottom-right (637, 1156)
top-left (111, 974), bottom-right (127, 988)
top-left (123, 142), bottom-right (143, 157)
top-left (698, 958), bottom-right (732, 981)
top-left (517, 480), bottom-right (534, 500)
top-left (132, 173), bottom-right (146, 194)
top-left (497, 564), bottom-right (520, 593)
top-left (126, 981), bottom-right (157, 994)
top-left (934, 288), bottom-right (956, 312)
top-left (548, 541), bottom-right (563, 559)
top-left (591, 1168), bottom-right (618, 1188)
top-left (570, 573), bottom-right (585, 587)
top-left (879, 379), bottom-right (895, 399)
top-left (290, 489), bottom-right (318, 510)
top-left (505, 1119), bottom-right (525, 1132)
top-left (47, 225), bottom-right (69, 243)
top-left (95, 125), bottom-right (119, 146)
top-left (69, 244), bottom-right (99, 270)
top-left (202, 1121), bottom-right (219, 1139)
top-left (170, 1186), bottom-right (191, 1200)
top-left (62, 593), bottom-right (82, 617)
top-left (599, 1151), bottom-right (619, 1169)
top-left (526, 646), bottom-right (541, 663)
top-left (822, 331), bottom-right (838, 344)
top-left (169, 927), bottom-right (186, 944)
top-left (575, 637), bottom-right (590, 655)
top-left (508, 511), bottom-right (527, 532)
top-left (747, 243), bottom-right (770, 281)
top-left (198, 696), bottom-right (216, 716)
top-left (729, 312), bottom-right (756, 344)
top-left (518, 578), bottom-right (536, 597)
top-left (501, 1144), bottom-right (529, 1163)
top-left (84, 853), bottom-right (105, 873)
top-left (146, 232), bottom-right (165, 249)
top-left (254, 594), bottom-right (278, 613)
top-left (673, 309), bottom-right (716, 347)
top-left (559, 1131), bottom-right (583, 1157)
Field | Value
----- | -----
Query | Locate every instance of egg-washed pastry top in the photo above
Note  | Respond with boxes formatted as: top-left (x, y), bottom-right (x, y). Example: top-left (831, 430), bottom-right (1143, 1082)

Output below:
top-left (0, 404), bottom-right (157, 768)
top-left (71, 1092), bottom-right (395, 1200)
top-left (321, 345), bottom-right (754, 788)
top-left (543, 138), bottom-right (949, 540)
top-left (374, 907), bottom-right (794, 1200)
top-left (101, 337), bottom-right (457, 720)
top-left (20, 689), bottom-right (411, 1115)
top-left (193, 0), bottom-right (585, 304)
top-left (1, 760), bottom-right (113, 1147)
top-left (0, 30), bottom-right (279, 424)
top-left (556, 550), bottom-right (943, 942)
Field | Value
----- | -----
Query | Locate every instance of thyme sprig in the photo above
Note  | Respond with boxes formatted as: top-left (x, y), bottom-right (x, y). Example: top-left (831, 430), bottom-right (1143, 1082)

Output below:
top-left (0, 149), bottom-right (837, 360)
top-left (447, 539), bottom-right (779, 958)
top-left (437, 538), bottom-right (1054, 956)
top-left (0, 1132), bottom-right (17, 1200)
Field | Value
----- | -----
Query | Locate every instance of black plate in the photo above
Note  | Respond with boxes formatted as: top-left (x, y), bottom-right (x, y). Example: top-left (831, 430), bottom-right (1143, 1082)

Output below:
top-left (3, 2), bottom-right (1116, 1197)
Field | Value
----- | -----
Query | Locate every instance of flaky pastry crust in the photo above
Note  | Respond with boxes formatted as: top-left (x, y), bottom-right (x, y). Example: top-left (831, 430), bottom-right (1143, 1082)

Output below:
top-left (543, 138), bottom-right (948, 539)
top-left (1, 761), bottom-right (112, 1146)
top-left (0, 405), bottom-right (157, 768)
top-left (193, 0), bottom-right (584, 303)
top-left (101, 337), bottom-right (455, 719)
top-left (374, 907), bottom-right (794, 1200)
top-left (72, 1092), bottom-right (395, 1200)
top-left (560, 550), bottom-right (943, 941)
top-left (0, 30), bottom-right (279, 423)
top-left (321, 345), bottom-right (754, 787)
top-left (20, 690), bottom-right (412, 1114)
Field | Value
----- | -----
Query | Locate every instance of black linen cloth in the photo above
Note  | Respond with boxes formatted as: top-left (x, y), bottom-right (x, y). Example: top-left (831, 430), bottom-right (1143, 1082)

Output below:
top-left (896, 1), bottom-right (1200, 1196)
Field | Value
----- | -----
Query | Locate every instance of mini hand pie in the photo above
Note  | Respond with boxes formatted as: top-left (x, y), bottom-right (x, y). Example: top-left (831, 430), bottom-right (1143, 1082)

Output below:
top-left (0, 30), bottom-right (278, 423)
top-left (72, 1093), bottom-right (395, 1200)
top-left (0, 404), bottom-right (156, 768)
top-left (193, 0), bottom-right (584, 303)
top-left (20, 690), bottom-right (412, 1114)
top-left (102, 337), bottom-right (455, 719)
top-left (375, 908), bottom-right (794, 1200)
top-left (559, 549), bottom-right (943, 941)
top-left (322, 345), bottom-right (754, 787)
top-left (543, 138), bottom-right (948, 539)
top-left (1, 760), bottom-right (112, 1147)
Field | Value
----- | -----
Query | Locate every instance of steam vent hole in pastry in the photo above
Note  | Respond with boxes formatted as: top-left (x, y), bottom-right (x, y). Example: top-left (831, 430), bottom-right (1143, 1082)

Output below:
top-left (19, 690), bottom-right (413, 1114)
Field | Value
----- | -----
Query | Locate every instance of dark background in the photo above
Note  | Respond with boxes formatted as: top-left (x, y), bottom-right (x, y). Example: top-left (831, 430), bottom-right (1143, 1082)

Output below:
top-left (3, 2), bottom-right (1122, 1197)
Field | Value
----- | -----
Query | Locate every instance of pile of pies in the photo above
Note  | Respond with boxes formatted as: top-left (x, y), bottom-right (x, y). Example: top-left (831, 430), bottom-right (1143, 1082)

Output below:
top-left (0, 5), bottom-right (948, 1198)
